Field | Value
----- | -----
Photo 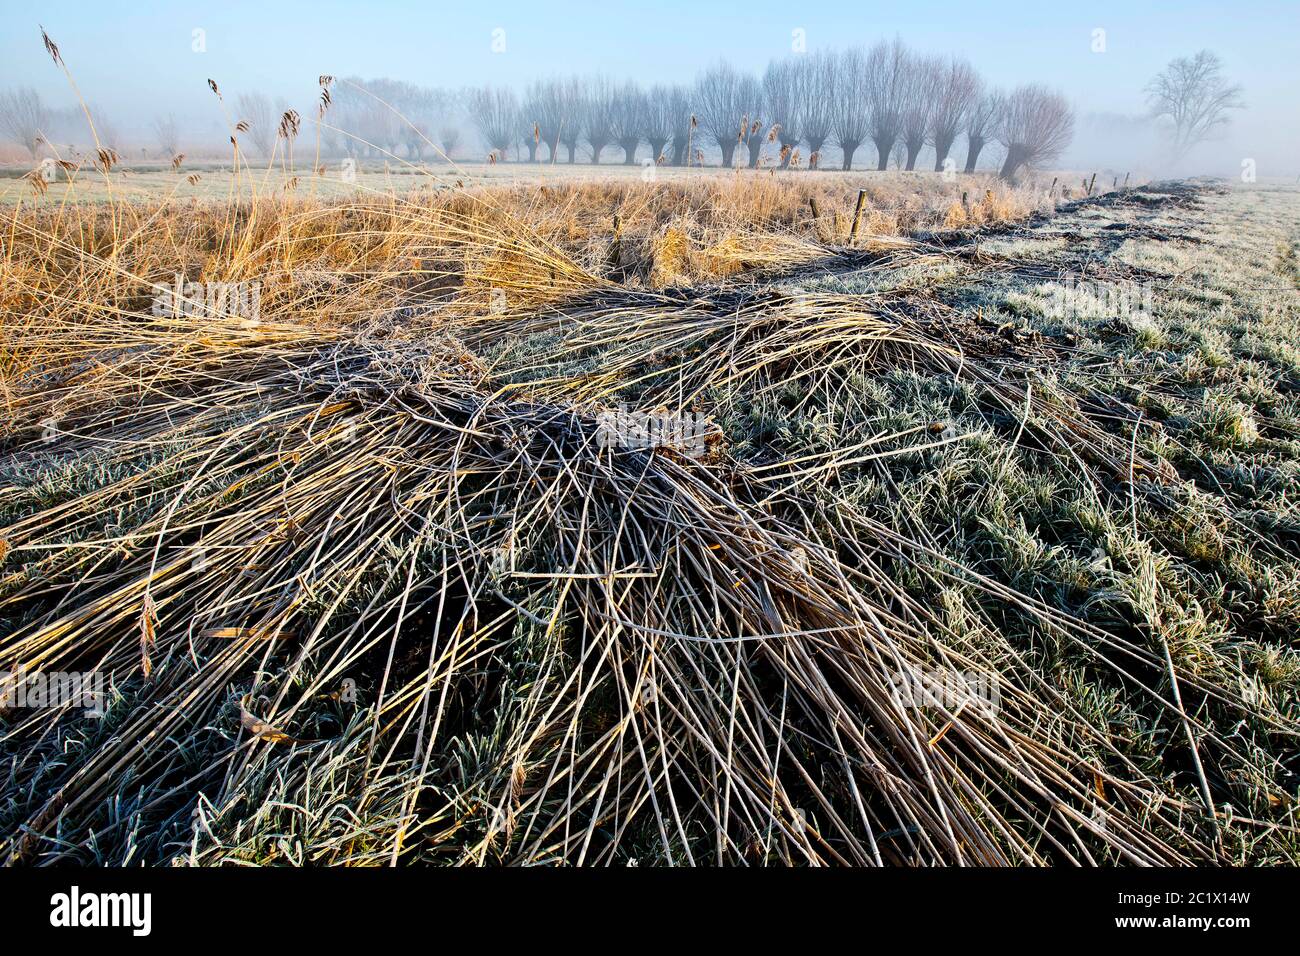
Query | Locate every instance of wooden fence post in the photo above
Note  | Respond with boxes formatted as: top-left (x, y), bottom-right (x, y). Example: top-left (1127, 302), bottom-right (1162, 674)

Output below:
top-left (609, 214), bottom-right (622, 277)
top-left (848, 189), bottom-right (867, 245)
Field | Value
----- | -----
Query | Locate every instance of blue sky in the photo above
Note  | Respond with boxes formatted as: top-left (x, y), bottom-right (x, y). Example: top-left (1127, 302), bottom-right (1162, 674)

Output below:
top-left (3, 0), bottom-right (1296, 167)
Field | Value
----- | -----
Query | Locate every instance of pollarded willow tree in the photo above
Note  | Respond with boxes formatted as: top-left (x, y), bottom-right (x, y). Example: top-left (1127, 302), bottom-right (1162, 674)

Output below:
top-left (694, 62), bottom-right (747, 168)
top-left (468, 85), bottom-right (519, 161)
top-left (356, 79), bottom-right (410, 157)
top-left (927, 56), bottom-right (980, 172)
top-left (798, 51), bottom-right (836, 162)
top-left (665, 86), bottom-right (693, 166)
top-left (0, 87), bottom-right (52, 159)
top-left (152, 114), bottom-right (180, 157)
top-left (963, 89), bottom-right (1002, 173)
top-left (763, 59), bottom-right (802, 168)
top-left (738, 75), bottom-right (766, 167)
top-left (328, 78), bottom-right (373, 157)
top-left (428, 88), bottom-right (462, 160)
top-left (557, 78), bottom-right (586, 163)
top-left (864, 38), bottom-right (910, 171)
top-left (610, 81), bottom-right (645, 164)
top-left (236, 92), bottom-right (276, 157)
top-left (832, 47), bottom-right (869, 170)
top-left (1145, 50), bottom-right (1244, 161)
top-left (528, 79), bottom-right (567, 162)
top-left (439, 118), bottom-right (462, 159)
top-left (996, 84), bottom-right (1074, 180)
top-left (391, 82), bottom-right (440, 160)
top-left (642, 85), bottom-right (675, 164)
top-left (582, 75), bottom-right (618, 163)
top-left (900, 54), bottom-right (941, 170)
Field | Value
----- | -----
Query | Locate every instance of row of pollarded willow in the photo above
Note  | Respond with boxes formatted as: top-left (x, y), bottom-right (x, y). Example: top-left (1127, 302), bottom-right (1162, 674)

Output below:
top-left (466, 42), bottom-right (1071, 180)
top-left (0, 46), bottom-right (1240, 178)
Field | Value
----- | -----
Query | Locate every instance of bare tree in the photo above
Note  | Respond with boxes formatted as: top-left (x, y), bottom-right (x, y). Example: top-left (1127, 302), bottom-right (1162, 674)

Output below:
top-left (330, 79), bottom-right (406, 159)
top-left (610, 81), bottom-right (645, 164)
top-left (694, 62), bottom-right (747, 167)
top-left (394, 85), bottom-right (461, 162)
top-left (1145, 50), bottom-right (1244, 160)
top-left (763, 59), bottom-right (802, 168)
top-left (582, 76), bottom-right (617, 163)
top-left (832, 48), bottom-right (869, 170)
top-left (557, 78), bottom-right (586, 163)
top-left (362, 80), bottom-right (410, 157)
top-left (642, 84), bottom-right (675, 164)
top-left (86, 104), bottom-right (122, 154)
top-left (152, 114), bottom-right (180, 157)
top-left (665, 86), bottom-right (693, 166)
top-left (0, 87), bottom-right (51, 159)
top-left (389, 82), bottom-right (437, 160)
top-left (900, 54), bottom-right (940, 170)
top-left (512, 82), bottom-right (544, 162)
top-left (468, 86), bottom-right (519, 161)
top-left (521, 112), bottom-right (541, 163)
top-left (963, 89), bottom-right (1002, 173)
top-left (331, 78), bottom-right (370, 157)
top-left (529, 78), bottom-right (571, 162)
top-left (864, 38), bottom-right (910, 171)
top-left (426, 87), bottom-right (460, 160)
top-left (237, 92), bottom-right (276, 157)
top-left (45, 106), bottom-right (83, 154)
top-left (927, 57), bottom-right (980, 172)
top-left (737, 75), bottom-right (765, 167)
top-left (439, 124), bottom-right (462, 159)
top-left (996, 84), bottom-right (1074, 180)
top-left (798, 52), bottom-right (835, 163)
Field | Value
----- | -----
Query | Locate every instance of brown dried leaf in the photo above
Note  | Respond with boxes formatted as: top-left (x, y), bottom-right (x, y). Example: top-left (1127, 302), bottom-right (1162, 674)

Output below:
top-left (140, 593), bottom-right (156, 678)
top-left (239, 696), bottom-right (314, 744)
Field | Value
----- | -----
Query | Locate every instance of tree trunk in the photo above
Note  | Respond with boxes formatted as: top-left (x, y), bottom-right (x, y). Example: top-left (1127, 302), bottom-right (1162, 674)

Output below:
top-left (648, 138), bottom-right (668, 164)
top-left (806, 137), bottom-right (827, 166)
top-left (747, 138), bottom-right (763, 168)
top-left (964, 137), bottom-right (984, 174)
top-left (565, 142), bottom-right (578, 163)
top-left (718, 142), bottom-right (736, 167)
top-left (619, 139), bottom-right (639, 164)
top-left (904, 140), bottom-right (922, 170)
top-left (933, 135), bottom-right (955, 172)
top-left (780, 137), bottom-right (798, 168)
top-left (872, 137), bottom-right (895, 171)
top-left (840, 141), bottom-right (860, 170)
top-left (998, 146), bottom-right (1026, 181)
top-left (590, 142), bottom-right (608, 164)
top-left (670, 137), bottom-right (688, 166)
top-left (525, 141), bottom-right (538, 162)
